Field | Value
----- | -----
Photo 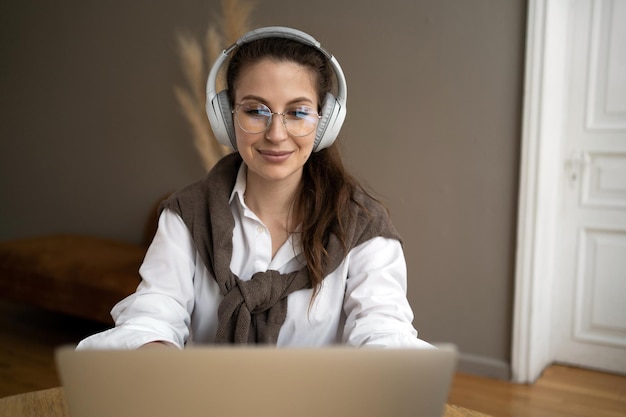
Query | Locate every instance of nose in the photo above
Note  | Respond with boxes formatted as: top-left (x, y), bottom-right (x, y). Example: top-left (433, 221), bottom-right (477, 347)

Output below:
top-left (265, 113), bottom-right (288, 142)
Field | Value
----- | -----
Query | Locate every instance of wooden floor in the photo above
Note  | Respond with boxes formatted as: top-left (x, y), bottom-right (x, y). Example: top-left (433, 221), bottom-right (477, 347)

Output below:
top-left (449, 365), bottom-right (626, 417)
top-left (0, 299), bottom-right (108, 396)
top-left (1, 298), bottom-right (625, 417)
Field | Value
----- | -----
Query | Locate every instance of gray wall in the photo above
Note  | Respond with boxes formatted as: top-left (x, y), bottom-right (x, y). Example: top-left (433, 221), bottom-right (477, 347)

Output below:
top-left (0, 1), bottom-right (525, 378)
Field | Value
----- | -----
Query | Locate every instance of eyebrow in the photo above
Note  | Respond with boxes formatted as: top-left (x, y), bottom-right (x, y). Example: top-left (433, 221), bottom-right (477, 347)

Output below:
top-left (239, 95), bottom-right (315, 106)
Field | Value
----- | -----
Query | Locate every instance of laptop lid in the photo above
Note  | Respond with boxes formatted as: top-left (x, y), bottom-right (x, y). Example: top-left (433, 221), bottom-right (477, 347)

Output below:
top-left (55, 345), bottom-right (457, 417)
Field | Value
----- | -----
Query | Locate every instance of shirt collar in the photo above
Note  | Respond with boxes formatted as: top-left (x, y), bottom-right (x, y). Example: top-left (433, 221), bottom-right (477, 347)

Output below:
top-left (228, 160), bottom-right (304, 264)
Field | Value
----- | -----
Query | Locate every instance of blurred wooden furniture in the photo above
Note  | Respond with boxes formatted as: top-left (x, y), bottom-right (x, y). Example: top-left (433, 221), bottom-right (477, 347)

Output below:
top-left (0, 235), bottom-right (145, 323)
top-left (0, 387), bottom-right (491, 417)
top-left (0, 197), bottom-right (162, 324)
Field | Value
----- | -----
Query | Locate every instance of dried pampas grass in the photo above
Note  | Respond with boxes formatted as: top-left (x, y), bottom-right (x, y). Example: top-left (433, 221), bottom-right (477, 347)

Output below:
top-left (175, 0), bottom-right (255, 171)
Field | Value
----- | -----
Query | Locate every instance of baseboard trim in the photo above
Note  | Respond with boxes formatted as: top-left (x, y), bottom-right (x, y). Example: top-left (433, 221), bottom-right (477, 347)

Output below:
top-left (457, 352), bottom-right (512, 380)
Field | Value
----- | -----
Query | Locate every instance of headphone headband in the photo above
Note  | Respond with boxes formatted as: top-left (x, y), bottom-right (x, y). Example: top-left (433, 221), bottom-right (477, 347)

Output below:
top-left (205, 26), bottom-right (347, 152)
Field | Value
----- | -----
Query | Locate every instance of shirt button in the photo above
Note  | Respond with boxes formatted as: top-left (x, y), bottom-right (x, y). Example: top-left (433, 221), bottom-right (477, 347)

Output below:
top-left (256, 226), bottom-right (266, 234)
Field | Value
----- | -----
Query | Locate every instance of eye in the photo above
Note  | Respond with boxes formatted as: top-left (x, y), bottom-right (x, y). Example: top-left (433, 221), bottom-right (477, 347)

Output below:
top-left (241, 103), bottom-right (271, 119)
top-left (286, 106), bottom-right (317, 120)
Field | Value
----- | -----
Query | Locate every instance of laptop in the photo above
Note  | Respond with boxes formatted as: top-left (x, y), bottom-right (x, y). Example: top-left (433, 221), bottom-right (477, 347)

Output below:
top-left (55, 344), bottom-right (458, 417)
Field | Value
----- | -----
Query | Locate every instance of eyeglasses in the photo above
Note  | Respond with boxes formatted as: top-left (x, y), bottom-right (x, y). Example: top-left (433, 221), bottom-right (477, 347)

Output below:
top-left (232, 102), bottom-right (322, 137)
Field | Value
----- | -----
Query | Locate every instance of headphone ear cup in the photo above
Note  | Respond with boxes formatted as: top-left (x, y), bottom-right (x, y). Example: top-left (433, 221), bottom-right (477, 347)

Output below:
top-left (217, 91), bottom-right (236, 149)
top-left (314, 92), bottom-right (345, 151)
top-left (207, 90), bottom-right (237, 150)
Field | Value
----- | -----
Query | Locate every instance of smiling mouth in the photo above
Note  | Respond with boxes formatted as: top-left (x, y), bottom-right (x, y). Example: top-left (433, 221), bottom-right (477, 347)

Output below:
top-left (257, 149), bottom-right (294, 163)
top-left (259, 150), bottom-right (293, 156)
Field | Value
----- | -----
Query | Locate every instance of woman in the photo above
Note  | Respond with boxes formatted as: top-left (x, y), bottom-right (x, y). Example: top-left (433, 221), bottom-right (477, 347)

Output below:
top-left (77, 27), bottom-right (431, 349)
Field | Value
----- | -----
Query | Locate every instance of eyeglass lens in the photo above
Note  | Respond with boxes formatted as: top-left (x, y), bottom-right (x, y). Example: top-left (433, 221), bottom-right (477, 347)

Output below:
top-left (234, 102), bottom-right (320, 137)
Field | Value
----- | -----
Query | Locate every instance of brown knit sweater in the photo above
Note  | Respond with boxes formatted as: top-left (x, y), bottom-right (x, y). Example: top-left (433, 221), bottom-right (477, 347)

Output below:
top-left (160, 153), bottom-right (401, 344)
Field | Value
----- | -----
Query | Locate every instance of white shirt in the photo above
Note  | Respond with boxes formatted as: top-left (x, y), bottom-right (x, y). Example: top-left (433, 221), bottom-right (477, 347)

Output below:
top-left (77, 165), bottom-right (431, 350)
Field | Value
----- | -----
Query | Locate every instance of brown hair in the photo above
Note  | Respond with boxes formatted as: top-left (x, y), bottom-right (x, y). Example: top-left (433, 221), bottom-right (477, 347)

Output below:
top-left (226, 37), bottom-right (377, 298)
top-left (226, 38), bottom-right (332, 110)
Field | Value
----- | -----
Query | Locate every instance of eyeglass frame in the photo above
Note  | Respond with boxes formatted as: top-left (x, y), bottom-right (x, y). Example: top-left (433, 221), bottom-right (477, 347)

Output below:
top-left (231, 102), bottom-right (323, 137)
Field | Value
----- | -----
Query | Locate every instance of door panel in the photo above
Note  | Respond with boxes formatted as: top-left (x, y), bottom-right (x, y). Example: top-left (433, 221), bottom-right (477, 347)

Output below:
top-left (582, 153), bottom-right (626, 208)
top-left (575, 227), bottom-right (626, 347)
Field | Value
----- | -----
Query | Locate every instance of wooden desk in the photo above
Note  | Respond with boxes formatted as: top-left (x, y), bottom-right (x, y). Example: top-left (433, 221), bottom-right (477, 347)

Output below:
top-left (0, 387), bottom-right (491, 417)
top-left (0, 388), bottom-right (69, 417)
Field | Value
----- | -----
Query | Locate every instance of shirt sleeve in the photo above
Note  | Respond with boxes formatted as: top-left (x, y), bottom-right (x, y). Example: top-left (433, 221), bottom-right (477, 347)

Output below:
top-left (76, 209), bottom-right (197, 350)
top-left (342, 237), bottom-right (434, 349)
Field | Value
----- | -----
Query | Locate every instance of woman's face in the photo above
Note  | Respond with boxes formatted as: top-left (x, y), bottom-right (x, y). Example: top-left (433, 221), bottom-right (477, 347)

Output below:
top-left (233, 58), bottom-right (319, 188)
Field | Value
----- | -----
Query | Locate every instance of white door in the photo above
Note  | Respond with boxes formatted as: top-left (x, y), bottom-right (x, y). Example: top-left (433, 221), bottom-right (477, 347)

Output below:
top-left (551, 0), bottom-right (626, 374)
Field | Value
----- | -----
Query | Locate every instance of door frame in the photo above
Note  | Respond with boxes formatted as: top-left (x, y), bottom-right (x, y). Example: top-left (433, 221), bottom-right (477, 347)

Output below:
top-left (512, 0), bottom-right (571, 384)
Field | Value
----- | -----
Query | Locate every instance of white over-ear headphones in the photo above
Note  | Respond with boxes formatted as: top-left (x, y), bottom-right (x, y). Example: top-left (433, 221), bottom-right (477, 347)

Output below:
top-left (205, 26), bottom-right (347, 152)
